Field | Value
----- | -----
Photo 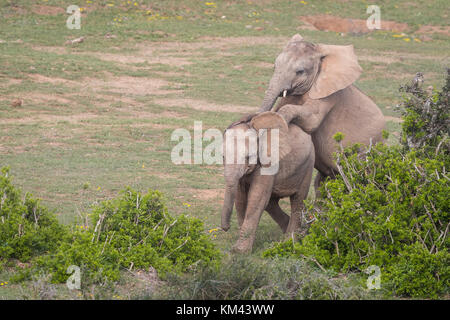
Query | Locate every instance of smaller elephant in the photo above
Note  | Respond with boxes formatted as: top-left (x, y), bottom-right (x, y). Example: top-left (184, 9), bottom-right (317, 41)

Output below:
top-left (221, 111), bottom-right (315, 253)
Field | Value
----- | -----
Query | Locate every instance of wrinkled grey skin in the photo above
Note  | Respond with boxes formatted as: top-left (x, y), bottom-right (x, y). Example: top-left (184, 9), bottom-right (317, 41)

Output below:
top-left (260, 35), bottom-right (385, 191)
top-left (221, 112), bottom-right (314, 254)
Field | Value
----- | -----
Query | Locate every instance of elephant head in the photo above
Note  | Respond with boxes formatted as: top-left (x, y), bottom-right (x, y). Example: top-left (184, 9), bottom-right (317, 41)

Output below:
top-left (221, 112), bottom-right (290, 231)
top-left (260, 34), bottom-right (362, 111)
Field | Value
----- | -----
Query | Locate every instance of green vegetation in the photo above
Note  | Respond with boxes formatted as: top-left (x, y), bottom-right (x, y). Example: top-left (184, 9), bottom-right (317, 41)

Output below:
top-left (149, 256), bottom-right (378, 300)
top-left (0, 167), bottom-right (66, 263)
top-left (264, 72), bottom-right (450, 298)
top-left (1, 170), bottom-right (219, 290)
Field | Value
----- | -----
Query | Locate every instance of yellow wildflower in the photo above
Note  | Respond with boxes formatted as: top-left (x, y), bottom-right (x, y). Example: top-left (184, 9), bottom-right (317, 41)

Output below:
top-left (403, 38), bottom-right (410, 42)
top-left (300, 0), bottom-right (308, 4)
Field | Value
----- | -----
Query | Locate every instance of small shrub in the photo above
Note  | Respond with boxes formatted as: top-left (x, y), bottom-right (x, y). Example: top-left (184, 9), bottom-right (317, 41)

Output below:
top-left (399, 70), bottom-right (449, 153)
top-left (0, 167), bottom-right (67, 262)
top-left (36, 188), bottom-right (220, 283)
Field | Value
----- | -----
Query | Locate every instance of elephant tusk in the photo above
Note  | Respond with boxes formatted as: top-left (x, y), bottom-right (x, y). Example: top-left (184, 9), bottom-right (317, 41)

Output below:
top-left (283, 90), bottom-right (287, 98)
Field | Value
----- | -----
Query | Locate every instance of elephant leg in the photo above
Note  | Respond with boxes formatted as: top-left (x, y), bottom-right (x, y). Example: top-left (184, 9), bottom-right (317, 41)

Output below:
top-left (286, 161), bottom-right (314, 234)
top-left (233, 175), bottom-right (274, 254)
top-left (266, 198), bottom-right (290, 233)
top-left (235, 181), bottom-right (247, 228)
top-left (314, 170), bottom-right (325, 199)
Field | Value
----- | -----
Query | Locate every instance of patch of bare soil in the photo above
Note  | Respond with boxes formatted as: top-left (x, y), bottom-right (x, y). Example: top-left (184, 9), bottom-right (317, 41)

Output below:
top-left (120, 267), bottom-right (162, 298)
top-left (191, 189), bottom-right (223, 201)
top-left (300, 15), bottom-right (409, 34)
top-left (87, 48), bottom-right (193, 67)
top-left (28, 74), bottom-right (74, 85)
top-left (85, 76), bottom-right (179, 96)
top-left (31, 45), bottom-right (67, 54)
top-left (21, 92), bottom-right (72, 105)
top-left (0, 113), bottom-right (98, 125)
top-left (92, 36), bottom-right (286, 67)
top-left (154, 98), bottom-right (257, 113)
top-left (358, 54), bottom-right (398, 64)
top-left (385, 116), bottom-right (403, 123)
top-left (32, 5), bottom-right (65, 16)
top-left (417, 25), bottom-right (450, 36)
top-left (252, 61), bottom-right (274, 69)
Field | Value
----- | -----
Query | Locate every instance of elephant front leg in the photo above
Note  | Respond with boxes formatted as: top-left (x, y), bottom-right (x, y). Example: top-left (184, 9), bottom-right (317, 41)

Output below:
top-left (233, 175), bottom-right (274, 254)
top-left (277, 100), bottom-right (334, 134)
top-left (235, 181), bottom-right (248, 228)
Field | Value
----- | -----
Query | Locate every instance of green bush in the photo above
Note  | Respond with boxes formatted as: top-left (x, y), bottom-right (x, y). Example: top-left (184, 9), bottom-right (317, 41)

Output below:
top-left (0, 167), bottom-right (66, 262)
top-left (264, 71), bottom-right (450, 298)
top-left (1, 169), bottom-right (219, 285)
top-left (399, 70), bottom-right (449, 153)
top-left (35, 188), bottom-right (220, 283)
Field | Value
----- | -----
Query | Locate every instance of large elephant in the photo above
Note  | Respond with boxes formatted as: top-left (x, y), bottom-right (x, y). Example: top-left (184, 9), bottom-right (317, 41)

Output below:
top-left (221, 111), bottom-right (315, 253)
top-left (260, 34), bottom-right (385, 190)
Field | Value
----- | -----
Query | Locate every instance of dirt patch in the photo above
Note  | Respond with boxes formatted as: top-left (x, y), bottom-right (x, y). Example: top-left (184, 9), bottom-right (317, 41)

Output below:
top-left (85, 76), bottom-right (179, 96)
top-left (154, 98), bottom-right (257, 113)
top-left (87, 48), bottom-right (192, 67)
top-left (0, 113), bottom-right (98, 125)
top-left (32, 45), bottom-right (67, 54)
top-left (300, 15), bottom-right (409, 34)
top-left (32, 5), bottom-right (65, 16)
top-left (28, 74), bottom-right (74, 85)
top-left (385, 116), bottom-right (403, 123)
top-left (253, 61), bottom-right (274, 69)
top-left (192, 189), bottom-right (223, 201)
top-left (417, 25), bottom-right (450, 36)
top-left (23, 92), bottom-right (71, 105)
top-left (358, 54), bottom-right (398, 64)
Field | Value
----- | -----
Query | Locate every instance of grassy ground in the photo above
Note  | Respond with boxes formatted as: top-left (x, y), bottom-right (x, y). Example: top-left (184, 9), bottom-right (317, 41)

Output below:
top-left (0, 0), bottom-right (449, 299)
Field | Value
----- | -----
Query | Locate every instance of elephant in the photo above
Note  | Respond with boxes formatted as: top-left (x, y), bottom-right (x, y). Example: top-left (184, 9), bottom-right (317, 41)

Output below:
top-left (221, 111), bottom-right (315, 253)
top-left (259, 34), bottom-right (385, 193)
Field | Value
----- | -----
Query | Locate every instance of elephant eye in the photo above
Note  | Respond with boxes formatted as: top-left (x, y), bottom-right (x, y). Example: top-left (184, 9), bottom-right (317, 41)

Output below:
top-left (296, 69), bottom-right (305, 75)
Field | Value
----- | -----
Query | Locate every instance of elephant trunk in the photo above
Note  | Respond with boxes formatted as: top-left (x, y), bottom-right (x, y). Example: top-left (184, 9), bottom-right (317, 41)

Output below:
top-left (221, 184), bottom-right (237, 231)
top-left (259, 73), bottom-right (286, 112)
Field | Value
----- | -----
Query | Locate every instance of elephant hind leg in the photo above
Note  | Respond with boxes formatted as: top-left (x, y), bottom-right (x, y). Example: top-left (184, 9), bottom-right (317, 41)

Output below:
top-left (266, 198), bottom-right (290, 233)
top-left (314, 170), bottom-right (325, 199)
top-left (287, 161), bottom-right (315, 234)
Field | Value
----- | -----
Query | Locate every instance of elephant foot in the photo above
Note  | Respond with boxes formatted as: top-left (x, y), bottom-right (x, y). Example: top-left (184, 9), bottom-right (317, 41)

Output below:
top-left (283, 230), bottom-right (298, 243)
top-left (231, 240), bottom-right (252, 254)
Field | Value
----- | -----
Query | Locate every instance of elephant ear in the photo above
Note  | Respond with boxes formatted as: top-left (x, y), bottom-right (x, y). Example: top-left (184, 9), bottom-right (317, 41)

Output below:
top-left (308, 44), bottom-right (362, 100)
top-left (250, 111), bottom-right (291, 160)
top-left (284, 34), bottom-right (304, 50)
